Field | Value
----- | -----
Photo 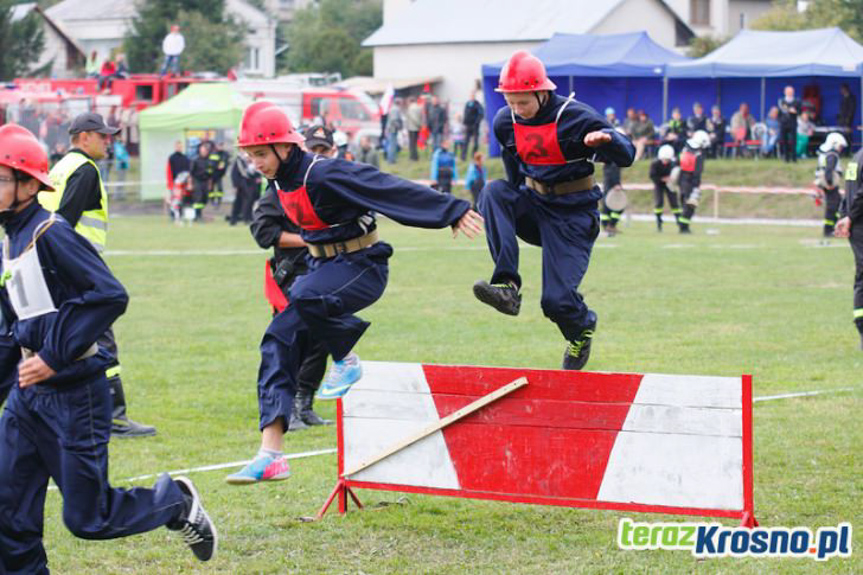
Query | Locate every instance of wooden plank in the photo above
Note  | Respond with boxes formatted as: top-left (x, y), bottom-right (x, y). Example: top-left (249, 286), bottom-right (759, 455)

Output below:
top-left (343, 391), bottom-right (742, 437)
top-left (341, 377), bottom-right (527, 478)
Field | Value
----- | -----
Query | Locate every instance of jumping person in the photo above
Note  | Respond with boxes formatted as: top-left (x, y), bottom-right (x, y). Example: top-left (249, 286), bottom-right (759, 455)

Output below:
top-left (650, 144), bottom-right (681, 232)
top-left (472, 50), bottom-right (634, 370)
top-left (676, 130), bottom-right (710, 234)
top-left (0, 124), bottom-right (216, 573)
top-left (39, 112), bottom-right (156, 437)
top-left (225, 102), bottom-right (482, 484)
top-left (834, 144), bottom-right (863, 349)
top-left (816, 132), bottom-right (848, 239)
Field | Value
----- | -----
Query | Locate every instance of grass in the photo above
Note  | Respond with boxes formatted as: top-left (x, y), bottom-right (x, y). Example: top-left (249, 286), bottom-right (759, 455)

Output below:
top-left (28, 213), bottom-right (861, 574)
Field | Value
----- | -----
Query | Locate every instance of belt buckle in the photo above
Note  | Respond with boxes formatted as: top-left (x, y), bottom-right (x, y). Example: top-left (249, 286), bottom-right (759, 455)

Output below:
top-left (333, 242), bottom-right (348, 255)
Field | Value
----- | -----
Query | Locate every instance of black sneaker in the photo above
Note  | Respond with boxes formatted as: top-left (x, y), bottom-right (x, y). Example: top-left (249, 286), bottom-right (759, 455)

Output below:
top-left (111, 417), bottom-right (157, 438)
top-left (169, 476), bottom-right (217, 562)
top-left (562, 320), bottom-right (597, 371)
top-left (473, 280), bottom-right (521, 316)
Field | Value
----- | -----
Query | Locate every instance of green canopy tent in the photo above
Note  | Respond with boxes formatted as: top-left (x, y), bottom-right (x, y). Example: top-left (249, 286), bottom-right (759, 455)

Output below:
top-left (138, 82), bottom-right (250, 200)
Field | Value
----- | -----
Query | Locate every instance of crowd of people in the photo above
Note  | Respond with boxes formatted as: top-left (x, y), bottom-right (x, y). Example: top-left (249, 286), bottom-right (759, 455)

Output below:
top-left (609, 83), bottom-right (857, 161)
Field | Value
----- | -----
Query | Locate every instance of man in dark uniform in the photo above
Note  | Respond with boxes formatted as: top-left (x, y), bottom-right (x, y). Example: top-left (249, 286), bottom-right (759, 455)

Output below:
top-left (166, 140), bottom-right (190, 222)
top-left (650, 144), bottom-right (681, 231)
top-left (208, 142), bottom-right (229, 208)
top-left (778, 85), bottom-right (801, 163)
top-left (600, 160), bottom-right (624, 237)
top-left (462, 90), bottom-right (484, 161)
top-left (676, 130), bottom-right (709, 234)
top-left (229, 152), bottom-right (262, 226)
top-left (0, 124), bottom-right (216, 572)
top-left (816, 132), bottom-right (847, 239)
top-left (39, 113), bottom-right (156, 438)
top-left (226, 102), bottom-right (483, 484)
top-left (472, 51), bottom-right (634, 371)
top-left (190, 142), bottom-right (212, 221)
top-left (834, 145), bottom-right (863, 349)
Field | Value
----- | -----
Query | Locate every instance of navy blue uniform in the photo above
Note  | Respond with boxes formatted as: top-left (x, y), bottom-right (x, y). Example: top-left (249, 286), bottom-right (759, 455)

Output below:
top-left (0, 203), bottom-right (185, 574)
top-left (600, 162), bottom-right (624, 228)
top-left (480, 94), bottom-right (634, 341)
top-left (257, 148), bottom-right (470, 431)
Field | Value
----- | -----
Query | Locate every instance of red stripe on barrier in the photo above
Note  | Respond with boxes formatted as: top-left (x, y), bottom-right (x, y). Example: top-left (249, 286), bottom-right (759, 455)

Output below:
top-left (421, 365), bottom-right (643, 403)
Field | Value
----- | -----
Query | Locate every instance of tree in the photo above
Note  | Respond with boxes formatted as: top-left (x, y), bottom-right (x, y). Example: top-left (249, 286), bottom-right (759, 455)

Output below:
top-left (751, 0), bottom-right (863, 42)
top-left (282, 0), bottom-right (382, 77)
top-left (124, 0), bottom-right (245, 75)
top-left (687, 35), bottom-right (729, 58)
top-left (0, 1), bottom-right (46, 80)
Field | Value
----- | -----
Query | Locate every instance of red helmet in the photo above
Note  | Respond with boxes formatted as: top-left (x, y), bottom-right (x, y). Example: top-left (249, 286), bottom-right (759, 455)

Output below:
top-left (496, 51), bottom-right (557, 93)
top-left (0, 124), bottom-right (53, 191)
top-left (237, 101), bottom-right (304, 147)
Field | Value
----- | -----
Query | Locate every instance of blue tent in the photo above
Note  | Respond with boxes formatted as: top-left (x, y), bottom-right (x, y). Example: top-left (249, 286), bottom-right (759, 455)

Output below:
top-left (666, 28), bottom-right (863, 142)
top-left (481, 32), bottom-right (690, 157)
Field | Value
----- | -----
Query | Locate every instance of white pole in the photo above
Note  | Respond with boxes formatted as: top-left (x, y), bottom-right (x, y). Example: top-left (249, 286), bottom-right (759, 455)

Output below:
top-left (662, 75), bottom-right (669, 123)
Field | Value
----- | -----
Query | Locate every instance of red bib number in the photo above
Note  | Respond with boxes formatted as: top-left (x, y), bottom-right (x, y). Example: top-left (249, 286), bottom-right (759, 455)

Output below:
top-left (513, 121), bottom-right (567, 166)
top-left (679, 150), bottom-right (697, 172)
top-left (277, 186), bottom-right (329, 231)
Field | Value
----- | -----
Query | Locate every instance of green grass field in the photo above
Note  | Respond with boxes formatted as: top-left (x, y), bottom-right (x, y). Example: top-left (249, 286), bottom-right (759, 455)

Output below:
top-left (34, 213), bottom-right (861, 574)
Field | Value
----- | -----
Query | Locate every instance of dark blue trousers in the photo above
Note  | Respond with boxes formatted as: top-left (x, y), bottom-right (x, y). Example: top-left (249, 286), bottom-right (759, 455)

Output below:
top-left (479, 180), bottom-right (601, 341)
top-left (257, 242), bottom-right (391, 432)
top-left (0, 376), bottom-right (185, 575)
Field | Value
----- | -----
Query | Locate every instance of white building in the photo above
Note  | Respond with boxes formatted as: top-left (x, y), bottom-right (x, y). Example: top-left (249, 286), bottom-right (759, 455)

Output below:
top-left (664, 0), bottom-right (774, 38)
top-left (363, 0), bottom-right (694, 111)
top-left (262, 0), bottom-right (316, 23)
top-left (9, 3), bottom-right (85, 79)
top-left (44, 0), bottom-right (277, 78)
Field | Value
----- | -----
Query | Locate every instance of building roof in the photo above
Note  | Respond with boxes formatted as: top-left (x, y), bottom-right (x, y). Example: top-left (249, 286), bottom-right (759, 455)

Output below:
top-left (45, 0), bottom-right (138, 22)
top-left (364, 0), bottom-right (691, 47)
top-left (11, 3), bottom-right (85, 56)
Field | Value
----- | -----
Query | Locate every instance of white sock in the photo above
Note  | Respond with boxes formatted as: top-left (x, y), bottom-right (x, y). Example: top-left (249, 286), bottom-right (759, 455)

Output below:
top-left (258, 447), bottom-right (282, 459)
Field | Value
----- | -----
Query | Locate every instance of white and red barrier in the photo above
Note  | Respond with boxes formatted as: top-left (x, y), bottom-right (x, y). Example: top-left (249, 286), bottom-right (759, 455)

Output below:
top-left (317, 362), bottom-right (756, 526)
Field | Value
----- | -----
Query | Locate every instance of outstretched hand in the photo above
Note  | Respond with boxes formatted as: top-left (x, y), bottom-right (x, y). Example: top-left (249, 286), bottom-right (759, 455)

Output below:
top-left (453, 209), bottom-right (484, 239)
top-left (584, 131), bottom-right (612, 147)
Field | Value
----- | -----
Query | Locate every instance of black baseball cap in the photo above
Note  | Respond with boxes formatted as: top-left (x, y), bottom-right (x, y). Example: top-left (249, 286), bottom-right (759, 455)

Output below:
top-left (303, 125), bottom-right (334, 151)
top-left (69, 112), bottom-right (121, 136)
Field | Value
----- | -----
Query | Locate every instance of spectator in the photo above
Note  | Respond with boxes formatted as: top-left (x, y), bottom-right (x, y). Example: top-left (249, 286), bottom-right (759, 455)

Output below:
top-left (85, 50), bottom-right (100, 78)
top-left (631, 110), bottom-right (655, 161)
top-left (160, 24), bottom-right (185, 76)
top-left (113, 137), bottom-right (130, 183)
top-left (796, 110), bottom-right (815, 158)
top-left (662, 107), bottom-right (687, 152)
top-left (761, 106), bottom-right (780, 157)
top-left (687, 102), bottom-right (707, 135)
top-left (405, 96), bottom-right (423, 161)
top-left (97, 58), bottom-right (117, 92)
top-left (385, 97), bottom-right (404, 164)
top-left (429, 139), bottom-right (458, 194)
top-left (302, 125), bottom-right (335, 157)
top-left (605, 107), bottom-right (620, 128)
top-left (428, 95), bottom-right (448, 152)
top-left (49, 142), bottom-right (67, 166)
top-left (462, 90), bottom-right (484, 161)
top-left (355, 136), bottom-right (379, 168)
top-left (706, 105), bottom-right (726, 158)
top-left (622, 108), bottom-right (638, 136)
top-left (838, 83), bottom-right (856, 131)
top-left (778, 85), bottom-right (801, 163)
top-left (114, 53), bottom-right (129, 80)
top-left (730, 102), bottom-right (755, 145)
top-left (229, 152), bottom-right (262, 226)
top-left (463, 150), bottom-right (486, 209)
top-left (451, 113), bottom-right (466, 160)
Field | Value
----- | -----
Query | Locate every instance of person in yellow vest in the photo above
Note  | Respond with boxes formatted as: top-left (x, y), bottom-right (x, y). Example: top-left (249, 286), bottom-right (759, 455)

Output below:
top-left (39, 112), bottom-right (157, 437)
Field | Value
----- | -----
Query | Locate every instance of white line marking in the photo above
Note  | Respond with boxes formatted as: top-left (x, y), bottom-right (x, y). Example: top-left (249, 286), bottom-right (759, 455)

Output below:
top-left (754, 387), bottom-right (857, 403)
top-left (47, 448), bottom-right (336, 491)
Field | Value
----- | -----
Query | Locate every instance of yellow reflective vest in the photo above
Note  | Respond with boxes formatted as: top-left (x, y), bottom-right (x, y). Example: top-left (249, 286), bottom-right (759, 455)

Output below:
top-left (39, 151), bottom-right (109, 252)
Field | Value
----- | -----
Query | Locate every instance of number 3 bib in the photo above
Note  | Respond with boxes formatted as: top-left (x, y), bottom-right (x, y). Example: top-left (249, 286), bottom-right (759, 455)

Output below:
top-left (512, 95), bottom-right (573, 166)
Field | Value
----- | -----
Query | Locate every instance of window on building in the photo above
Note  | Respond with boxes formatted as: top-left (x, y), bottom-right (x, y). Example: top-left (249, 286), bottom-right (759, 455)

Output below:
top-left (245, 47), bottom-right (260, 72)
top-left (690, 0), bottom-right (711, 26)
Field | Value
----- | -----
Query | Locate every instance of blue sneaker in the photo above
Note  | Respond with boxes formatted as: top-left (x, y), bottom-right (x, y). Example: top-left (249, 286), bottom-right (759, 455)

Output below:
top-left (225, 454), bottom-right (291, 485)
top-left (316, 353), bottom-right (362, 400)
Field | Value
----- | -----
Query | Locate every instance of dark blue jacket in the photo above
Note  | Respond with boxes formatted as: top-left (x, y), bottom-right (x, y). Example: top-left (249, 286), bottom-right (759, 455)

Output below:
top-left (269, 147), bottom-right (471, 245)
top-left (0, 202), bottom-right (128, 401)
top-left (493, 94), bottom-right (635, 189)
